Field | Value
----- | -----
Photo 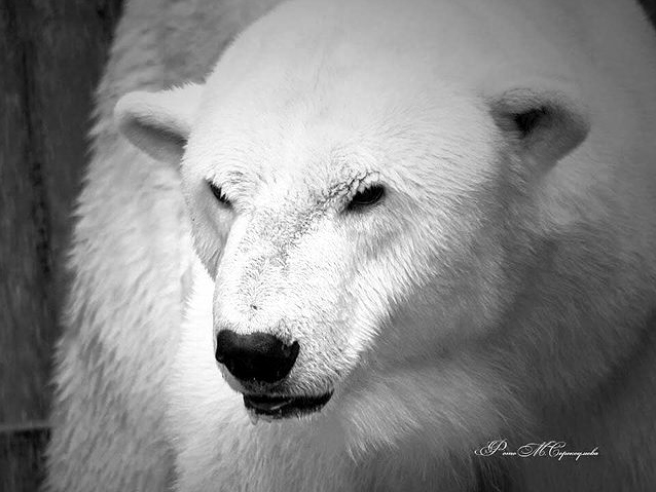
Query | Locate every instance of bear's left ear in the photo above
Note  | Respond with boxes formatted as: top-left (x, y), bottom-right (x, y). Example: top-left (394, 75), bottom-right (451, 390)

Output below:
top-left (487, 76), bottom-right (590, 167)
top-left (114, 83), bottom-right (203, 166)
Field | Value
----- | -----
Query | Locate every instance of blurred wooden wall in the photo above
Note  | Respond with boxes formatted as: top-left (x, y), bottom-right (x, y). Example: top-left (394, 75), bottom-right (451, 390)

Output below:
top-left (0, 0), bottom-right (655, 491)
top-left (0, 0), bottom-right (123, 489)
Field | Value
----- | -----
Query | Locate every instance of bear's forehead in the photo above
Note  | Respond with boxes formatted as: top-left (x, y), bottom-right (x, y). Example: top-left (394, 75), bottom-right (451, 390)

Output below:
top-left (186, 78), bottom-right (494, 197)
top-left (189, 96), bottom-right (484, 187)
top-left (200, 0), bottom-right (500, 122)
top-left (184, 0), bottom-right (508, 192)
top-left (192, 61), bottom-right (486, 177)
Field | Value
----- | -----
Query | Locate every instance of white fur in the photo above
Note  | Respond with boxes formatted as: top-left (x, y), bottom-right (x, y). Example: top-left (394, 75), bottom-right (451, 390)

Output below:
top-left (49, 0), bottom-right (656, 491)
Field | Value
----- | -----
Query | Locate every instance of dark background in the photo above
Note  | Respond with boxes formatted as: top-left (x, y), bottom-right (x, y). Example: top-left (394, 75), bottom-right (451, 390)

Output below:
top-left (0, 1), bottom-right (123, 489)
top-left (0, 0), bottom-right (655, 490)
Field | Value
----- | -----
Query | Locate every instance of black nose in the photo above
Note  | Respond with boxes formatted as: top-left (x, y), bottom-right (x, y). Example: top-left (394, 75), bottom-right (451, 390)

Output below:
top-left (215, 330), bottom-right (300, 384)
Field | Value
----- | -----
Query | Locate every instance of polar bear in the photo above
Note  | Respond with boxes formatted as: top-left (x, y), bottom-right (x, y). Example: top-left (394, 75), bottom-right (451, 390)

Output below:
top-left (50, 0), bottom-right (656, 490)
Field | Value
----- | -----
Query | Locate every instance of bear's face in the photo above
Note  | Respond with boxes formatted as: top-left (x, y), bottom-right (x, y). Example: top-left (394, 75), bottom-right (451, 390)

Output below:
top-left (181, 70), bottom-right (508, 401)
top-left (115, 0), bottom-right (589, 435)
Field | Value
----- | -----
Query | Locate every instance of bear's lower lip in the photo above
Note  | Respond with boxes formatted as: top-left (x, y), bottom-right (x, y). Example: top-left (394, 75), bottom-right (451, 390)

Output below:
top-left (243, 392), bottom-right (333, 420)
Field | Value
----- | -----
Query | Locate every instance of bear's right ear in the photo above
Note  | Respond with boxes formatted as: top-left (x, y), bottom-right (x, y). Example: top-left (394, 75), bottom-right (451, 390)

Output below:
top-left (114, 83), bottom-right (203, 166)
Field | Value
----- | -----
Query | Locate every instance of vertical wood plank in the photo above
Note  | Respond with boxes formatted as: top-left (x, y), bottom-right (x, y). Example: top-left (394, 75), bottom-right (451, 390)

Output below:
top-left (1, 0), bottom-right (122, 489)
top-left (0, 1), bottom-right (52, 488)
top-left (0, 0), bottom-right (124, 425)
top-left (0, 0), bottom-right (52, 426)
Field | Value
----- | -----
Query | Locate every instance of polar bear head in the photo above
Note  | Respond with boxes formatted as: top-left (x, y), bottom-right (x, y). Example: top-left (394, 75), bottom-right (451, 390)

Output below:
top-left (112, 0), bottom-right (644, 456)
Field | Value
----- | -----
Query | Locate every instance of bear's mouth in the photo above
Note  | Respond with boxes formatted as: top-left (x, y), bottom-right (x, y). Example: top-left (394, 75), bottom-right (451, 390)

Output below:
top-left (243, 392), bottom-right (333, 422)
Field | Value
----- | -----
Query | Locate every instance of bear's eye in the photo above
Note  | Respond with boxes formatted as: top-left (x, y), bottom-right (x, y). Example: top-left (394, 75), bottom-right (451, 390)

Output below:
top-left (347, 184), bottom-right (385, 211)
top-left (207, 181), bottom-right (231, 207)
